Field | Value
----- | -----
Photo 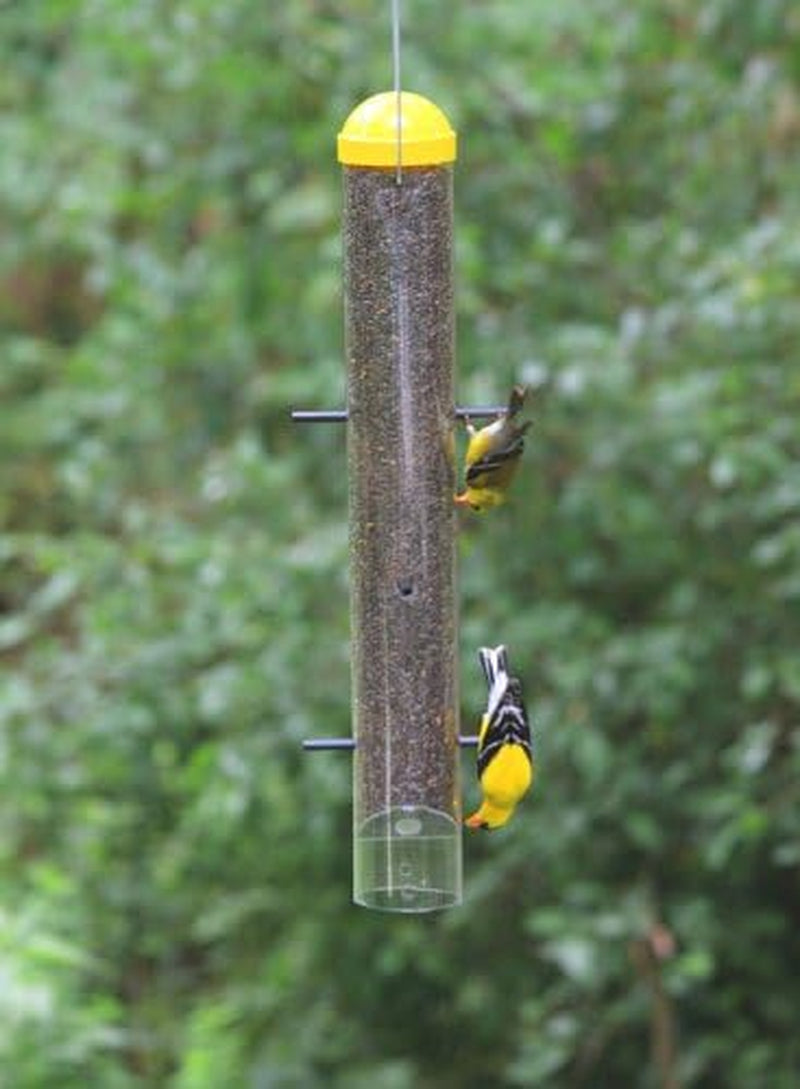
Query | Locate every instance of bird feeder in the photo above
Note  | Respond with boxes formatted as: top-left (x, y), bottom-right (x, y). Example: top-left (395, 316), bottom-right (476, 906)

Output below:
top-left (339, 92), bottom-right (461, 911)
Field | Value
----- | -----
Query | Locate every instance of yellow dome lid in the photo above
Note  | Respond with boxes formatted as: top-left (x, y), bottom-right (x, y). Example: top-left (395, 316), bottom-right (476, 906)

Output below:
top-left (337, 91), bottom-right (457, 167)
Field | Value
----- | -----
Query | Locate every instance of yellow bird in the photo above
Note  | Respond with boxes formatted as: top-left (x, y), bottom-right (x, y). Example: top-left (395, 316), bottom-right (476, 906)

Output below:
top-left (465, 645), bottom-right (535, 831)
top-left (454, 385), bottom-right (531, 512)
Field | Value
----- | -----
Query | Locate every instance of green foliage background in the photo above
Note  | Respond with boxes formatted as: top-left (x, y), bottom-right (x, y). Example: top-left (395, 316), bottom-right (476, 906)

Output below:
top-left (2, 1), bottom-right (799, 1085)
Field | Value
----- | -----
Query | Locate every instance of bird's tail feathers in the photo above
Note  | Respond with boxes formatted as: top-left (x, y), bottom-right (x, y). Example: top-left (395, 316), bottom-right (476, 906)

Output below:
top-left (507, 384), bottom-right (528, 418)
top-left (478, 645), bottom-right (511, 721)
top-left (478, 645), bottom-right (507, 689)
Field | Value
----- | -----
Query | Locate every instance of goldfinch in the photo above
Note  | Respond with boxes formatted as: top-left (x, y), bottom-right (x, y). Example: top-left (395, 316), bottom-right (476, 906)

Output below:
top-left (465, 645), bottom-right (534, 831)
top-left (454, 385), bottom-right (531, 512)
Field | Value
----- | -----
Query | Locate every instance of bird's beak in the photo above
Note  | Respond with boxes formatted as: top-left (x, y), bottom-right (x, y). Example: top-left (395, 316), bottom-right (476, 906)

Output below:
top-left (464, 813), bottom-right (491, 831)
top-left (453, 492), bottom-right (470, 508)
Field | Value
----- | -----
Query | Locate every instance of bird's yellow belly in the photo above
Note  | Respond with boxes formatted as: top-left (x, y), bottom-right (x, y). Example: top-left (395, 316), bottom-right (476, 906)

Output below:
top-left (482, 745), bottom-right (533, 807)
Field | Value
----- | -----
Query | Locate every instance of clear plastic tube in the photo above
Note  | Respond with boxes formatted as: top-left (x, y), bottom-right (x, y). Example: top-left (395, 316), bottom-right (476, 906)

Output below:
top-left (344, 165), bottom-right (461, 911)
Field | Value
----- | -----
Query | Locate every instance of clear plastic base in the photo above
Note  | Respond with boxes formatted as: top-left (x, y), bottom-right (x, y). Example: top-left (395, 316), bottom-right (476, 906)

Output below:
top-left (353, 805), bottom-right (462, 913)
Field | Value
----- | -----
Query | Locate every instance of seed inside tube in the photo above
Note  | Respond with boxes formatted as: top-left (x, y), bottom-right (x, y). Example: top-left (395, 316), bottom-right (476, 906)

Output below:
top-left (346, 166), bottom-right (462, 910)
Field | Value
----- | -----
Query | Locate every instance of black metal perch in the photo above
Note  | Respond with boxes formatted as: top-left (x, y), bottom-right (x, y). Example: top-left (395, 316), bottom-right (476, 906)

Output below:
top-left (290, 406), bottom-right (508, 424)
top-left (302, 736), bottom-right (479, 751)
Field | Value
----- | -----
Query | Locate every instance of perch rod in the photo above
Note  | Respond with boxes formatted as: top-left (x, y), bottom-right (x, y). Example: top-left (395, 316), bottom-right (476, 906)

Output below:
top-left (302, 736), bottom-right (479, 751)
top-left (290, 405), bottom-right (508, 423)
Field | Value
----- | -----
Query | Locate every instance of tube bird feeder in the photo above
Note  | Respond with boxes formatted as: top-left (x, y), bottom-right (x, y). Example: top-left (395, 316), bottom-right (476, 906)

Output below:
top-left (338, 92), bottom-right (461, 911)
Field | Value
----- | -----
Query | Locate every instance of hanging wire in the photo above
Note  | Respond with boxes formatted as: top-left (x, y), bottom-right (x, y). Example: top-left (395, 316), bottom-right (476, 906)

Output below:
top-left (391, 0), bottom-right (402, 184)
